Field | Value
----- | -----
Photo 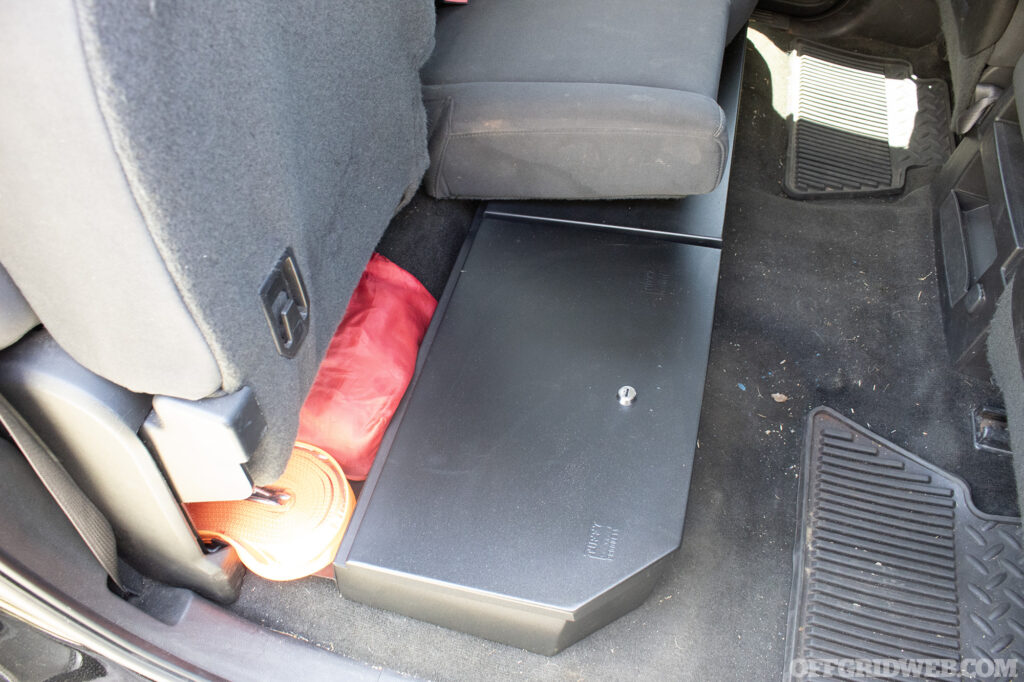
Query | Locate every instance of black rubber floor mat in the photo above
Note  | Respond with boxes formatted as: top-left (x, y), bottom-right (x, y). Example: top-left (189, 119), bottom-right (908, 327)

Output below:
top-left (786, 407), bottom-right (1024, 680)
top-left (784, 41), bottom-right (952, 198)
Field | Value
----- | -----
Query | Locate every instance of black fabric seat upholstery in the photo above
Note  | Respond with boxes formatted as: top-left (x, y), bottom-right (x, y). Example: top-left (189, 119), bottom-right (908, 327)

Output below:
top-left (420, 0), bottom-right (757, 200)
top-left (0, 0), bottom-right (435, 484)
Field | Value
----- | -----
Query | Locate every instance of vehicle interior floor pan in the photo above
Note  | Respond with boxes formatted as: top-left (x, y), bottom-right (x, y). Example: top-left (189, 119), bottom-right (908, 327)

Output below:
top-left (225, 36), bottom-right (1016, 681)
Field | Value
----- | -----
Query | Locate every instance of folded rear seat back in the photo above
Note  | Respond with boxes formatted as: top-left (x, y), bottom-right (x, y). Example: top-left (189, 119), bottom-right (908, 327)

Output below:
top-left (421, 0), bottom-right (737, 200)
top-left (0, 0), bottom-right (437, 485)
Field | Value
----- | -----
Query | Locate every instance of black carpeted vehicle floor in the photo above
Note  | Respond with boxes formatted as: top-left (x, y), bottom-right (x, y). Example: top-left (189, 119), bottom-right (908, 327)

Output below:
top-left (229, 33), bottom-right (1017, 681)
top-left (375, 192), bottom-right (478, 301)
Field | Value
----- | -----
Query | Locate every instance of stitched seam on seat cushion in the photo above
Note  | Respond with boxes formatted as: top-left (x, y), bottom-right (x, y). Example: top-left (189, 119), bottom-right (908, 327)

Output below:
top-left (711, 108), bottom-right (727, 184)
top-left (447, 128), bottom-right (728, 177)
top-left (446, 130), bottom-right (726, 195)
top-left (712, 106), bottom-right (727, 138)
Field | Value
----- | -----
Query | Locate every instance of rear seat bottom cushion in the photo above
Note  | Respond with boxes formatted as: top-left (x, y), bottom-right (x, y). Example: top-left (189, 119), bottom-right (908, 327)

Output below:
top-left (423, 82), bottom-right (727, 200)
top-left (420, 0), bottom-right (735, 200)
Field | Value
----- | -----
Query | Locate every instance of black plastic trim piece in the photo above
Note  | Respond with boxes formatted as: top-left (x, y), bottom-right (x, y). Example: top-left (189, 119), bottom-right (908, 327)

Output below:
top-left (259, 247), bottom-right (310, 359)
top-left (0, 332), bottom-right (245, 603)
top-left (933, 90), bottom-right (1024, 375)
top-left (0, 440), bottom-right (394, 682)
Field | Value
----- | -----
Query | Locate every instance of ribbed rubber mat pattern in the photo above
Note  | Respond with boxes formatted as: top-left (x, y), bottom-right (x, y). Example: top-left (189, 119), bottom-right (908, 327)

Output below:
top-left (784, 41), bottom-right (952, 198)
top-left (786, 408), bottom-right (1024, 681)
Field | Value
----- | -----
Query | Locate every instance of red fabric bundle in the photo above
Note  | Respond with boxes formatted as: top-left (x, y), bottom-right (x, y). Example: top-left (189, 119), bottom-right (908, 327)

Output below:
top-left (298, 254), bottom-right (436, 480)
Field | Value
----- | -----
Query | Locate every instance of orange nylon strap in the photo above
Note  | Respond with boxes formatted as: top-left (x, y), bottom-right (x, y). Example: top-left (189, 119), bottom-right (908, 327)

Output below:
top-left (185, 442), bottom-right (355, 581)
